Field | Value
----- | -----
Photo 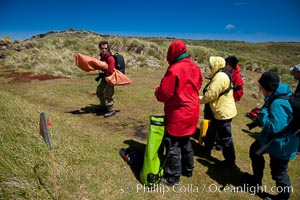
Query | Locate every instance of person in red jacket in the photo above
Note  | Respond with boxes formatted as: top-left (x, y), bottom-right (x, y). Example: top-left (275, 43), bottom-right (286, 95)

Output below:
top-left (214, 56), bottom-right (244, 151)
top-left (155, 40), bottom-right (203, 185)
top-left (231, 64), bottom-right (244, 102)
top-left (95, 41), bottom-right (116, 118)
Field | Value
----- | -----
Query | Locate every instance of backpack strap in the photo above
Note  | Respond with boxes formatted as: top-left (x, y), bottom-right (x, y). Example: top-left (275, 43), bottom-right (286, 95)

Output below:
top-left (262, 94), bottom-right (287, 108)
top-left (203, 68), bottom-right (232, 98)
top-left (233, 85), bottom-right (243, 91)
top-left (103, 51), bottom-right (113, 62)
top-left (218, 68), bottom-right (232, 97)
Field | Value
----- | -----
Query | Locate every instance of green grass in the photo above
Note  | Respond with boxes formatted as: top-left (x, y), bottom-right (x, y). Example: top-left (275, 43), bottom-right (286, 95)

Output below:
top-left (1, 30), bottom-right (300, 199)
top-left (0, 66), bottom-right (299, 200)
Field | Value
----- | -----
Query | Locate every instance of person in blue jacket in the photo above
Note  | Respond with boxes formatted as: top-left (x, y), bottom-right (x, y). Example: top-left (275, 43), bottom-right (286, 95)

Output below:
top-left (248, 71), bottom-right (299, 200)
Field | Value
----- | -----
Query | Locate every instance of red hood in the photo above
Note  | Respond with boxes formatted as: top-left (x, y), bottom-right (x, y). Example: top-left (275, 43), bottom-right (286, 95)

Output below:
top-left (235, 64), bottom-right (241, 73)
top-left (167, 40), bottom-right (187, 64)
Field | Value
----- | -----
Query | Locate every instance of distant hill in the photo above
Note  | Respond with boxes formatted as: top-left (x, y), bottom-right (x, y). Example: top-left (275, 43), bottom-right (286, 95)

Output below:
top-left (1, 28), bottom-right (300, 77)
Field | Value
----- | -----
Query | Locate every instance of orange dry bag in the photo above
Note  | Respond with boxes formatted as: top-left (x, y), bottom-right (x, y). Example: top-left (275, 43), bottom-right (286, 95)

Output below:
top-left (75, 53), bottom-right (108, 72)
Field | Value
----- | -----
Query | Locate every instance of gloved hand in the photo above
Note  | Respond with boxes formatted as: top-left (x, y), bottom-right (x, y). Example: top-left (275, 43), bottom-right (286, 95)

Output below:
top-left (95, 73), bottom-right (106, 82)
top-left (246, 119), bottom-right (261, 130)
top-left (95, 75), bottom-right (100, 82)
top-left (246, 122), bottom-right (258, 130)
top-left (246, 107), bottom-right (261, 121)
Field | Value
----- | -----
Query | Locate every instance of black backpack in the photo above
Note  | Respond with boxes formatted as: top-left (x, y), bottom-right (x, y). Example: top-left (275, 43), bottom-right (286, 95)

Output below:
top-left (281, 93), bottom-right (300, 135)
top-left (113, 53), bottom-right (126, 74)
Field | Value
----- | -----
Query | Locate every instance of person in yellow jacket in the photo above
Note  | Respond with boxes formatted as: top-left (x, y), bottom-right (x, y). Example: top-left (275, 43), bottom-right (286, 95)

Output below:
top-left (200, 56), bottom-right (237, 166)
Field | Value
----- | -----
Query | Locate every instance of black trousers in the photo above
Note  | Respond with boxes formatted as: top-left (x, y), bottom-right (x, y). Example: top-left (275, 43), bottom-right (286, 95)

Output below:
top-left (204, 118), bottom-right (236, 162)
top-left (250, 140), bottom-right (291, 200)
top-left (163, 133), bottom-right (194, 179)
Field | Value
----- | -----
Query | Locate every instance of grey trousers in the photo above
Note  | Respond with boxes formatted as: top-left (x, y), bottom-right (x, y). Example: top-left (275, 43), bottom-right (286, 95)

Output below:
top-left (96, 78), bottom-right (115, 111)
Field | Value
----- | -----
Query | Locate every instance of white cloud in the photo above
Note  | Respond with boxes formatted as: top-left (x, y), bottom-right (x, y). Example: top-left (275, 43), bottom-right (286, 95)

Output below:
top-left (224, 24), bottom-right (236, 30)
top-left (233, 1), bottom-right (248, 6)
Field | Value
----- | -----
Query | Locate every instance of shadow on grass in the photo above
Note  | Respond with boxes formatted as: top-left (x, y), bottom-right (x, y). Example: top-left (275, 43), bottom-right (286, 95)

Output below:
top-left (121, 139), bottom-right (146, 183)
top-left (66, 104), bottom-right (105, 115)
top-left (191, 136), bottom-right (219, 163)
top-left (191, 133), bottom-right (271, 198)
top-left (196, 158), bottom-right (245, 188)
top-left (191, 139), bottom-right (248, 190)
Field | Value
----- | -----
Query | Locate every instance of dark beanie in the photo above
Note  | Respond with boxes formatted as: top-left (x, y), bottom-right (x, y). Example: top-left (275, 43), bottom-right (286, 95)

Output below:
top-left (225, 56), bottom-right (238, 69)
top-left (258, 71), bottom-right (280, 92)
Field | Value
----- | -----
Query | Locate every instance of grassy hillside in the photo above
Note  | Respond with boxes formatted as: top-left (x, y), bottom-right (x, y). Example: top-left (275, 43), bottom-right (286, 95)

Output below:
top-left (1, 29), bottom-right (300, 78)
top-left (0, 29), bottom-right (299, 199)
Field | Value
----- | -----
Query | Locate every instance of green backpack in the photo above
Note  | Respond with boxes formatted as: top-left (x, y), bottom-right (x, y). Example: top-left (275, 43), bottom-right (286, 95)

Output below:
top-left (140, 115), bottom-right (165, 187)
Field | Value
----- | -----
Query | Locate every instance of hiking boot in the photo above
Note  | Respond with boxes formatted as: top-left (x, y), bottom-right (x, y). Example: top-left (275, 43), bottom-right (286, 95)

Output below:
top-left (242, 172), bottom-right (264, 195)
top-left (242, 172), bottom-right (261, 185)
top-left (104, 110), bottom-right (116, 118)
top-left (160, 177), bottom-right (179, 186)
top-left (182, 170), bottom-right (193, 177)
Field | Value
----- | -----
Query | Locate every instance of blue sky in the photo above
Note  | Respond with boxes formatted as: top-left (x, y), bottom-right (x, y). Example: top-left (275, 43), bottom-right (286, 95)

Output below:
top-left (1, 0), bottom-right (300, 43)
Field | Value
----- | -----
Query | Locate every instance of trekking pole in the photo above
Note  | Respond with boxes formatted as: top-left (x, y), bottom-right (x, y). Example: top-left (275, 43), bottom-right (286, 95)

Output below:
top-left (39, 112), bottom-right (58, 200)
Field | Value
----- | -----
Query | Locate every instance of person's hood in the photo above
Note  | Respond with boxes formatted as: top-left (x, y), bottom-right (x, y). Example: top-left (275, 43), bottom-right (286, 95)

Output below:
top-left (167, 40), bottom-right (187, 65)
top-left (264, 83), bottom-right (293, 103)
top-left (208, 56), bottom-right (225, 78)
top-left (273, 83), bottom-right (293, 96)
top-left (235, 64), bottom-right (241, 73)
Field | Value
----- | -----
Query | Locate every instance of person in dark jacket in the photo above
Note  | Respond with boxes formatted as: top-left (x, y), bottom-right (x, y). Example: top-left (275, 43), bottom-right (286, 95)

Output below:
top-left (155, 40), bottom-right (203, 185)
top-left (290, 63), bottom-right (300, 155)
top-left (290, 64), bottom-right (300, 93)
top-left (247, 71), bottom-right (299, 200)
top-left (95, 41), bottom-right (116, 118)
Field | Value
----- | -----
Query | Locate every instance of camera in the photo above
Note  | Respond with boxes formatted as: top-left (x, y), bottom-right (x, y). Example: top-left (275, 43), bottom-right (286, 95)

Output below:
top-left (245, 107), bottom-right (261, 130)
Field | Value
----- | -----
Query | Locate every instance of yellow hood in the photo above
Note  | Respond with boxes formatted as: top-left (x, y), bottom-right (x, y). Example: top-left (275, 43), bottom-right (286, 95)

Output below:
top-left (208, 56), bottom-right (225, 78)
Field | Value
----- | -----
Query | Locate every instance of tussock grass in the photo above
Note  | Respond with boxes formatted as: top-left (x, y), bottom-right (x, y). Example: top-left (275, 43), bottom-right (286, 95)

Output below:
top-left (2, 30), bottom-right (300, 78)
